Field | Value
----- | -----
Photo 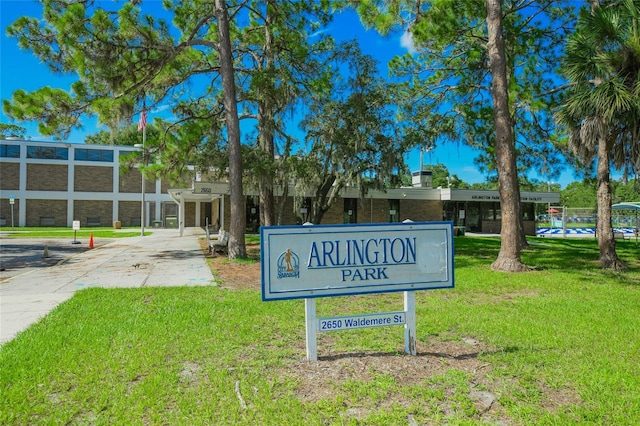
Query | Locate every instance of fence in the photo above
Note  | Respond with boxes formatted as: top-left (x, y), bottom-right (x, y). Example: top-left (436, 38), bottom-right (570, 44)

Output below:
top-left (536, 206), bottom-right (638, 236)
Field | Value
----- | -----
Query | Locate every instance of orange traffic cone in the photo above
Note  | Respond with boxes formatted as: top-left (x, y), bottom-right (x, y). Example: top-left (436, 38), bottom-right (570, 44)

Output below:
top-left (89, 234), bottom-right (94, 249)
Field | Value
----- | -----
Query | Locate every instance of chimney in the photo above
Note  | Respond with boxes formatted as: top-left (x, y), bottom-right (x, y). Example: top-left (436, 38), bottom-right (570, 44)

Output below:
top-left (412, 170), bottom-right (433, 188)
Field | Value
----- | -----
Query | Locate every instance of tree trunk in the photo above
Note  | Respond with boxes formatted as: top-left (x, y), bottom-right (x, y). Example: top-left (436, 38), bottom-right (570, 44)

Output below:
top-left (596, 130), bottom-right (626, 270)
top-left (518, 202), bottom-right (529, 249)
top-left (276, 182), bottom-right (288, 225)
top-left (486, 0), bottom-right (528, 272)
top-left (215, 0), bottom-right (246, 259)
top-left (258, 100), bottom-right (275, 227)
top-left (257, 2), bottom-right (276, 227)
top-left (310, 176), bottom-right (336, 224)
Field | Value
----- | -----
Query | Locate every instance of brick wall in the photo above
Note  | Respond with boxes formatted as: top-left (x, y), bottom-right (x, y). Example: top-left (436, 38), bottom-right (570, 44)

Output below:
top-left (27, 164), bottom-right (68, 191)
top-left (26, 199), bottom-right (67, 226)
top-left (74, 165), bottom-right (113, 192)
top-left (524, 221), bottom-right (536, 235)
top-left (0, 163), bottom-right (19, 190)
top-left (73, 200), bottom-right (113, 227)
top-left (463, 220), bottom-right (536, 235)
top-left (119, 169), bottom-right (154, 193)
top-left (184, 202), bottom-right (196, 227)
top-left (0, 199), bottom-right (19, 226)
top-left (161, 175), bottom-right (191, 194)
top-left (400, 200), bottom-right (442, 222)
top-left (161, 179), bottom-right (171, 194)
top-left (118, 201), bottom-right (141, 226)
top-left (276, 196), bottom-right (299, 225)
top-left (222, 195), bottom-right (232, 230)
top-left (482, 220), bottom-right (500, 234)
top-left (355, 198), bottom-right (396, 223)
top-left (321, 200), bottom-right (345, 224)
top-left (149, 202), bottom-right (157, 222)
top-left (319, 198), bottom-right (445, 225)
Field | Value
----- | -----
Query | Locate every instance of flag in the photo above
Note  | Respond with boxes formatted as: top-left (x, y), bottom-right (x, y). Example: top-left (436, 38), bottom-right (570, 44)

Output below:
top-left (138, 110), bottom-right (147, 132)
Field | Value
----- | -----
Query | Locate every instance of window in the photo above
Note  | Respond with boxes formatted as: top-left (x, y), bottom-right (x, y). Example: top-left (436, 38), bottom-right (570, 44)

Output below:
top-left (481, 203), bottom-right (494, 221)
top-left (494, 203), bottom-right (502, 220)
top-left (344, 198), bottom-right (357, 224)
top-left (0, 144), bottom-right (20, 158)
top-left (27, 145), bottom-right (68, 160)
top-left (74, 148), bottom-right (113, 162)
top-left (443, 201), bottom-right (456, 222)
top-left (522, 203), bottom-right (535, 221)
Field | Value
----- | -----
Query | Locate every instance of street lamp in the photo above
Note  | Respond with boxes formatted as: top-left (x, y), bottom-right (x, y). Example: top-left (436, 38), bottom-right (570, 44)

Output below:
top-left (134, 143), bottom-right (145, 236)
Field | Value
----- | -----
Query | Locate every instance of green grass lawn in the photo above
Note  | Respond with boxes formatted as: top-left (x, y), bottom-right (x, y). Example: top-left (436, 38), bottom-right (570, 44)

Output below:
top-left (1, 236), bottom-right (639, 425)
top-left (0, 227), bottom-right (149, 238)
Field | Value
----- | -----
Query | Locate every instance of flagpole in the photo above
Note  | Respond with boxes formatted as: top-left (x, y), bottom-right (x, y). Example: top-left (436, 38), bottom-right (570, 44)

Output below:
top-left (137, 107), bottom-right (148, 237)
top-left (141, 122), bottom-right (146, 237)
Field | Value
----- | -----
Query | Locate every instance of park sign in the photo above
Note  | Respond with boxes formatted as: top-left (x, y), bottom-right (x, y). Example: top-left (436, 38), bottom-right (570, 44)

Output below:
top-left (260, 222), bottom-right (454, 301)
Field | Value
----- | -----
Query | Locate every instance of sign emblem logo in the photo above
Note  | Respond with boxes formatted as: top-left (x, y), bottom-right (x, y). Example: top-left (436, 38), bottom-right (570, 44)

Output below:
top-left (277, 249), bottom-right (299, 279)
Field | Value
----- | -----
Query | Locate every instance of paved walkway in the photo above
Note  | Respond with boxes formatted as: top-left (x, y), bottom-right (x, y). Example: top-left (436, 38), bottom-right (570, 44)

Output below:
top-left (0, 228), bottom-right (214, 345)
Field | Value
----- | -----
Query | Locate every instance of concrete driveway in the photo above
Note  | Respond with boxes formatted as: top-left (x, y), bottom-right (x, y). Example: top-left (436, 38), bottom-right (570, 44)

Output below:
top-left (0, 228), bottom-right (214, 345)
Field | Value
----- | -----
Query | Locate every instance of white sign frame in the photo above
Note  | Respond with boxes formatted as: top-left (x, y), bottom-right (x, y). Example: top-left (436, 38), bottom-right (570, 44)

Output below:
top-left (260, 222), bottom-right (454, 301)
top-left (261, 222), bottom-right (454, 360)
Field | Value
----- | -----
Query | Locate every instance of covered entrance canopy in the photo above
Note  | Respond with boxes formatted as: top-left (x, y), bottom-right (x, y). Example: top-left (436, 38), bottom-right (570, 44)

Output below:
top-left (168, 182), bottom-right (228, 236)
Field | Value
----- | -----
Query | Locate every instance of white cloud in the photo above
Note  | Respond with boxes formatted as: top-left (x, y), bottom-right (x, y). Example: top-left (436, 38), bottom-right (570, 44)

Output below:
top-left (400, 30), bottom-right (416, 54)
top-left (151, 104), bottom-right (170, 114)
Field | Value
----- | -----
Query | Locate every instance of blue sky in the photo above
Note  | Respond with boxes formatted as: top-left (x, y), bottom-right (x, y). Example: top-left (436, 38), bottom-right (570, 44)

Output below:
top-left (1, 1), bottom-right (583, 188)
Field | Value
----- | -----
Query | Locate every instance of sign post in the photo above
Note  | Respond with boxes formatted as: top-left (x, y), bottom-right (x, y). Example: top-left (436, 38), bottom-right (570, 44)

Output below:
top-left (72, 220), bottom-right (81, 244)
top-left (404, 291), bottom-right (416, 355)
top-left (305, 299), bottom-right (318, 361)
top-left (261, 222), bottom-right (454, 360)
top-left (9, 195), bottom-right (15, 230)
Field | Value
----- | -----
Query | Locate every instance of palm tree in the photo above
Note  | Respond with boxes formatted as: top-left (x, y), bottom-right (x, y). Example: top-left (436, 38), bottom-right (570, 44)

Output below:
top-left (556, 0), bottom-right (640, 271)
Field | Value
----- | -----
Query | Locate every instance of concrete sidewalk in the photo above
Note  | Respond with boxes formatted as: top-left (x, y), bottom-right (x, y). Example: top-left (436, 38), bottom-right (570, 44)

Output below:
top-left (0, 228), bottom-right (214, 345)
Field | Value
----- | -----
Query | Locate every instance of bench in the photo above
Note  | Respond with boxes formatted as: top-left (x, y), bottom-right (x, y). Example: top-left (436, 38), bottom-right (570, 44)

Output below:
top-left (87, 217), bottom-right (101, 227)
top-left (206, 227), bottom-right (228, 254)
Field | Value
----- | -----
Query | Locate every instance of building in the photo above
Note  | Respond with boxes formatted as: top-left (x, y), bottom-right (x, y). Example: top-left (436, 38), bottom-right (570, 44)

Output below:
top-left (1, 139), bottom-right (560, 234)
top-left (0, 139), bottom-right (179, 229)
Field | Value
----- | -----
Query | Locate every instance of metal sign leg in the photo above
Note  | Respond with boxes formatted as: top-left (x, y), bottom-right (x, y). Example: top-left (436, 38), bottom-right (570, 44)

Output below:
top-left (404, 291), bottom-right (417, 355)
top-left (305, 298), bottom-right (317, 361)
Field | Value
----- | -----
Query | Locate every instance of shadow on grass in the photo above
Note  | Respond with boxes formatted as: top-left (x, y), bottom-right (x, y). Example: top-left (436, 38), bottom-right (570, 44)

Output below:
top-left (456, 236), bottom-right (640, 277)
top-left (454, 237), bottom-right (502, 269)
top-left (319, 350), bottom-right (483, 362)
top-left (318, 345), bottom-right (521, 362)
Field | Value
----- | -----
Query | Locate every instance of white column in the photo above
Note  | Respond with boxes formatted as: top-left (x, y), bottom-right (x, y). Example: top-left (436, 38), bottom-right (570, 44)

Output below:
top-left (18, 144), bottom-right (27, 226)
top-left (195, 200), bottom-right (201, 228)
top-left (113, 152), bottom-right (120, 224)
top-left (220, 195), bottom-right (225, 230)
top-left (305, 298), bottom-right (318, 361)
top-left (113, 199), bottom-right (118, 227)
top-left (67, 153), bottom-right (74, 227)
top-left (155, 178), bottom-right (162, 222)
